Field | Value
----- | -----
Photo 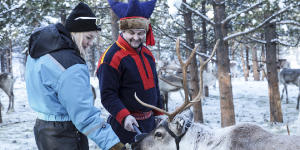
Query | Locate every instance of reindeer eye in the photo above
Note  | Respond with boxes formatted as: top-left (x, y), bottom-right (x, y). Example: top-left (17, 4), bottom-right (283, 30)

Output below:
top-left (155, 132), bottom-right (162, 137)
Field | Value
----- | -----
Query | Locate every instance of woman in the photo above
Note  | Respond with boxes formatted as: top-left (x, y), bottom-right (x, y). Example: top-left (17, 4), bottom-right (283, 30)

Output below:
top-left (25, 2), bottom-right (125, 150)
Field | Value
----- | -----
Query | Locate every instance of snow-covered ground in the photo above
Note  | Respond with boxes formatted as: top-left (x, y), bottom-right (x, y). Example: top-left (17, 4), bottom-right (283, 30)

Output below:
top-left (0, 75), bottom-right (300, 149)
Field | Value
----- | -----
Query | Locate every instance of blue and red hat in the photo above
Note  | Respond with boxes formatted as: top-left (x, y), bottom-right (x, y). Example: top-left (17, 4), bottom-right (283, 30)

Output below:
top-left (108, 0), bottom-right (157, 46)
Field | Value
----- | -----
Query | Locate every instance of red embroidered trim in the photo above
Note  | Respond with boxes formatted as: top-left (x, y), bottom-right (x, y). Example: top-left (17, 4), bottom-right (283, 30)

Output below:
top-left (110, 51), bottom-right (127, 71)
top-left (130, 110), bottom-right (152, 120)
top-left (116, 108), bottom-right (130, 125)
top-left (153, 110), bottom-right (164, 116)
top-left (117, 35), bottom-right (155, 90)
top-left (120, 16), bottom-right (148, 20)
top-left (142, 48), bottom-right (155, 63)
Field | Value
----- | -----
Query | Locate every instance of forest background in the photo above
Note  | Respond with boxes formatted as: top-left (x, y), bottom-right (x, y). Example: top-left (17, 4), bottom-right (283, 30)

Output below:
top-left (1, 0), bottom-right (300, 132)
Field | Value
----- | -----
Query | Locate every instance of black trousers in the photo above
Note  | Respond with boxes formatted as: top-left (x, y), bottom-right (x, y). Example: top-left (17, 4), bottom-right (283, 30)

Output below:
top-left (34, 119), bottom-right (89, 150)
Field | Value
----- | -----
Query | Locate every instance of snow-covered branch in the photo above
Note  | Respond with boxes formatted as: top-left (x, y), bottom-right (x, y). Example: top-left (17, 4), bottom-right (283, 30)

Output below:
top-left (271, 38), bottom-right (300, 47)
top-left (276, 20), bottom-right (300, 27)
top-left (220, 0), bottom-right (229, 5)
top-left (224, 4), bottom-right (294, 42)
top-left (222, 1), bottom-right (265, 25)
top-left (0, 4), bottom-right (23, 16)
top-left (246, 37), bottom-right (267, 44)
top-left (181, 3), bottom-right (215, 26)
top-left (169, 15), bottom-right (187, 30)
top-left (155, 26), bottom-right (215, 60)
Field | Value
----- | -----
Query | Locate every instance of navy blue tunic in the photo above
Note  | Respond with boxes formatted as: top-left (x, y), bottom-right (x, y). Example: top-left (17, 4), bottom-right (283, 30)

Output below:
top-left (97, 35), bottom-right (163, 144)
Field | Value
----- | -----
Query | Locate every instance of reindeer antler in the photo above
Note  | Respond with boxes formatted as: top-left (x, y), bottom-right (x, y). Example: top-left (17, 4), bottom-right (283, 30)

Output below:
top-left (135, 38), bottom-right (220, 122)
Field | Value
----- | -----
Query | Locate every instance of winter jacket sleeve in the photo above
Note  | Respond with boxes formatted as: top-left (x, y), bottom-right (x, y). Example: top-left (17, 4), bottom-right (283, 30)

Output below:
top-left (54, 64), bottom-right (120, 150)
top-left (97, 63), bottom-right (130, 125)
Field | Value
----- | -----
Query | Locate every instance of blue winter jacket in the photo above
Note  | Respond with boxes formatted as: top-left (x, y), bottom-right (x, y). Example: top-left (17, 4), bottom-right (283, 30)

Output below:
top-left (25, 23), bottom-right (120, 150)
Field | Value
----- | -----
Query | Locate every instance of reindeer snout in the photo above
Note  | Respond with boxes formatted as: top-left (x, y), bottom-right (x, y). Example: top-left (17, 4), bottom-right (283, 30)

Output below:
top-left (130, 142), bottom-right (141, 150)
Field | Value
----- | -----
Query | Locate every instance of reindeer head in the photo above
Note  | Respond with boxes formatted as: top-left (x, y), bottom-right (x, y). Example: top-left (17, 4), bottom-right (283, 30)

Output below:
top-left (131, 114), bottom-right (191, 150)
top-left (132, 38), bottom-right (219, 150)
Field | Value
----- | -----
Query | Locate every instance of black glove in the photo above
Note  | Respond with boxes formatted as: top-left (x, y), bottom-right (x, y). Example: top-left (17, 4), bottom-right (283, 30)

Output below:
top-left (109, 142), bottom-right (126, 150)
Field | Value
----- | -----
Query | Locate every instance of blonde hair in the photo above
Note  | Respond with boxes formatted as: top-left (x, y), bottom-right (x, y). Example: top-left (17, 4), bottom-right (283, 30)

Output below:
top-left (70, 31), bottom-right (99, 59)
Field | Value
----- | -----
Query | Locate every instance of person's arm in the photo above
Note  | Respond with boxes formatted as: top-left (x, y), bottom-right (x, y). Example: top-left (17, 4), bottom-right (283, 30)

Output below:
top-left (55, 64), bottom-right (120, 150)
top-left (97, 63), bottom-right (131, 125)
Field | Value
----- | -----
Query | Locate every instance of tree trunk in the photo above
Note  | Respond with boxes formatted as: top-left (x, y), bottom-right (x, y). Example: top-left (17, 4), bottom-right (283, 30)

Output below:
top-left (110, 8), bottom-right (119, 42)
top-left (1, 51), bottom-right (4, 72)
top-left (9, 37), bottom-right (12, 73)
top-left (231, 42), bottom-right (235, 60)
top-left (157, 40), bottom-right (162, 76)
top-left (264, 5), bottom-right (283, 123)
top-left (0, 103), bottom-right (2, 123)
top-left (240, 44), bottom-right (248, 81)
top-left (183, 0), bottom-right (203, 123)
top-left (250, 46), bottom-right (260, 81)
top-left (246, 46), bottom-right (249, 77)
top-left (213, 1), bottom-right (235, 127)
top-left (261, 33), bottom-right (266, 81)
top-left (60, 9), bottom-right (66, 26)
top-left (276, 45), bottom-right (280, 72)
top-left (201, 1), bottom-right (209, 97)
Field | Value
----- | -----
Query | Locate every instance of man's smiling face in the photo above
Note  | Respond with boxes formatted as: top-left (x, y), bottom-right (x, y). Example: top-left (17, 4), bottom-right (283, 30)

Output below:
top-left (122, 29), bottom-right (145, 49)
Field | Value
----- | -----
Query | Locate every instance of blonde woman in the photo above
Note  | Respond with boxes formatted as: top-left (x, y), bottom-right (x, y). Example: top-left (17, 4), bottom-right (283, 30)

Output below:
top-left (26, 2), bottom-right (126, 150)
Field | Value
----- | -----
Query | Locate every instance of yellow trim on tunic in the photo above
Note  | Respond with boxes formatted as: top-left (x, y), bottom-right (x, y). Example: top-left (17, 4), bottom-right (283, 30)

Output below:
top-left (101, 43), bottom-right (114, 64)
top-left (116, 41), bottom-right (127, 51)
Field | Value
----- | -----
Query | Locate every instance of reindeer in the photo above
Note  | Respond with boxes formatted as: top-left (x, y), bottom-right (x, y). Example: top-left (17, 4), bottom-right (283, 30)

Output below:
top-left (278, 68), bottom-right (300, 109)
top-left (131, 38), bottom-right (300, 150)
top-left (158, 72), bottom-right (191, 112)
top-left (159, 71), bottom-right (217, 111)
top-left (157, 58), bottom-right (217, 111)
top-left (0, 73), bottom-right (15, 114)
top-left (230, 60), bottom-right (238, 78)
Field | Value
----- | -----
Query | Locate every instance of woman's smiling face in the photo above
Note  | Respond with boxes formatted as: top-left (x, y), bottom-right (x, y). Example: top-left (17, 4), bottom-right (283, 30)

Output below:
top-left (82, 32), bottom-right (95, 50)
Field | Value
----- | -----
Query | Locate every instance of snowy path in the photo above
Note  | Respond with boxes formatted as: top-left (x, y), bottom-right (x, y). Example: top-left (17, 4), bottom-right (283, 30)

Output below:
top-left (0, 77), bottom-right (299, 150)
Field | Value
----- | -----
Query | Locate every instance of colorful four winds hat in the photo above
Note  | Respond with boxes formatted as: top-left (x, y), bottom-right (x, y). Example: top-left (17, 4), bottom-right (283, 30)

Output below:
top-left (108, 0), bottom-right (157, 46)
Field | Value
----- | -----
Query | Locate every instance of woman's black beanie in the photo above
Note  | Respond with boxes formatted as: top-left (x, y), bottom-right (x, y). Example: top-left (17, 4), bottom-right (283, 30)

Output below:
top-left (65, 2), bottom-right (101, 32)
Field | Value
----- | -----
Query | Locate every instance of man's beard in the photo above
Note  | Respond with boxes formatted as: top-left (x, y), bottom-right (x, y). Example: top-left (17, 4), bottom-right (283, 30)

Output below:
top-left (130, 39), bottom-right (142, 49)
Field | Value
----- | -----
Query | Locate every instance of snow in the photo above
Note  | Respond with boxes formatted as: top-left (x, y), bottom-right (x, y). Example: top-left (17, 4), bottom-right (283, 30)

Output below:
top-left (278, 0), bottom-right (286, 9)
top-left (168, 6), bottom-right (178, 18)
top-left (269, 0), bottom-right (276, 5)
top-left (0, 3), bottom-right (24, 16)
top-left (167, 0), bottom-right (182, 17)
top-left (1, 53), bottom-right (300, 149)
top-left (186, 0), bottom-right (192, 4)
